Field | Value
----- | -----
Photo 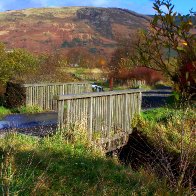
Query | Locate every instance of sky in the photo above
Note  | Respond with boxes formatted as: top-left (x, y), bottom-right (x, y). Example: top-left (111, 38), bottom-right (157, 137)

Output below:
top-left (0, 0), bottom-right (195, 15)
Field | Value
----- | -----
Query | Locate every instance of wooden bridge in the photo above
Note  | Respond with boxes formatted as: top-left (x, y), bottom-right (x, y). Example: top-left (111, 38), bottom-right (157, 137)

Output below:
top-left (55, 89), bottom-right (143, 152)
top-left (3, 81), bottom-right (144, 152)
top-left (22, 82), bottom-right (92, 110)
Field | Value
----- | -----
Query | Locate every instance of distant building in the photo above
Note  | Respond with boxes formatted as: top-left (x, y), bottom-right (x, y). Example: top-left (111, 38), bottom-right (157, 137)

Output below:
top-left (5, 49), bottom-right (14, 53)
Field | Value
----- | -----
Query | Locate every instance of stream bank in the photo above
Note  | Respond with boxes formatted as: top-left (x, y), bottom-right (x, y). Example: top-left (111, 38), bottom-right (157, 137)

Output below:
top-left (117, 128), bottom-right (195, 190)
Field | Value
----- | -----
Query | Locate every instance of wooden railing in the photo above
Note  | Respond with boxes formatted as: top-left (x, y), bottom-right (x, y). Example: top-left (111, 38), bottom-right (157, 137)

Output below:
top-left (55, 89), bottom-right (143, 152)
top-left (22, 82), bottom-right (92, 110)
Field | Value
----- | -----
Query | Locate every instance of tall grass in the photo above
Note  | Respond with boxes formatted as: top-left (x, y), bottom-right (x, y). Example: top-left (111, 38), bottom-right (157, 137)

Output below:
top-left (132, 107), bottom-right (195, 192)
top-left (138, 107), bottom-right (196, 153)
top-left (0, 131), bottom-right (172, 195)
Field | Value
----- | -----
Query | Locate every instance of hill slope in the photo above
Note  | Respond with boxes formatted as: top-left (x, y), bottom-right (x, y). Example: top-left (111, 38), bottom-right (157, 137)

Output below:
top-left (0, 7), bottom-right (151, 56)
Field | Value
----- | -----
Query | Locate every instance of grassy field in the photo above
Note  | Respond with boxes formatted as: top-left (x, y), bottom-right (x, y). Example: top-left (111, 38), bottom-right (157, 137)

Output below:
top-left (63, 67), bottom-right (106, 81)
top-left (0, 133), bottom-right (172, 195)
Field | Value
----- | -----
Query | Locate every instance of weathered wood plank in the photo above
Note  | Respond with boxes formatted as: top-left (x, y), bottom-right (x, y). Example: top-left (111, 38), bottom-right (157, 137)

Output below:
top-left (22, 82), bottom-right (91, 87)
top-left (55, 89), bottom-right (145, 100)
top-left (23, 82), bottom-right (92, 110)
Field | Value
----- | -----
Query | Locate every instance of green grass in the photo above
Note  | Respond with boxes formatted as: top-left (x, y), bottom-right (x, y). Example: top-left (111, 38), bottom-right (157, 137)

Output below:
top-left (17, 105), bottom-right (43, 114)
top-left (0, 105), bottom-right (44, 119)
top-left (0, 106), bottom-right (11, 119)
top-left (0, 133), bottom-right (171, 195)
top-left (141, 107), bottom-right (195, 124)
top-left (135, 107), bottom-right (196, 156)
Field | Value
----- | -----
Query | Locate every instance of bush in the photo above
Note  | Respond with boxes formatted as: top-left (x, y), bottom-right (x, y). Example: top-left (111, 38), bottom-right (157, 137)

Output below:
top-left (129, 67), bottom-right (163, 85)
top-left (4, 82), bottom-right (26, 109)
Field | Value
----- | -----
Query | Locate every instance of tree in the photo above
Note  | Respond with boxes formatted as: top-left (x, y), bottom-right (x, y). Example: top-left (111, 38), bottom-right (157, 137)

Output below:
top-left (135, 0), bottom-right (196, 100)
top-left (108, 36), bottom-right (138, 88)
top-left (109, 38), bottom-right (135, 73)
top-left (0, 43), bottom-right (38, 84)
top-left (66, 48), bottom-right (92, 68)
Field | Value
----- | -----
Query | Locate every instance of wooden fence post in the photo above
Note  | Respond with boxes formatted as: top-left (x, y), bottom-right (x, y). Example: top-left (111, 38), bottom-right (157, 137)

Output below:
top-left (58, 100), bottom-right (64, 130)
top-left (123, 93), bottom-right (128, 132)
top-left (88, 97), bottom-right (93, 141)
top-left (107, 95), bottom-right (112, 148)
top-left (66, 100), bottom-right (71, 130)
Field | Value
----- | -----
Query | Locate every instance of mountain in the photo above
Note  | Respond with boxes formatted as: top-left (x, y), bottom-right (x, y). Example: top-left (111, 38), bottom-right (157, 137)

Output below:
top-left (0, 7), bottom-right (151, 57)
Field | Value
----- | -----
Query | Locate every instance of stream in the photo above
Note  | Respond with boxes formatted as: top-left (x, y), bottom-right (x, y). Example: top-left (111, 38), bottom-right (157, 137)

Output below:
top-left (0, 112), bottom-right (58, 137)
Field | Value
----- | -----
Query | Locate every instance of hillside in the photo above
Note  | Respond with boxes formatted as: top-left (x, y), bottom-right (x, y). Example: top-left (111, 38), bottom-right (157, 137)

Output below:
top-left (0, 7), bottom-right (151, 57)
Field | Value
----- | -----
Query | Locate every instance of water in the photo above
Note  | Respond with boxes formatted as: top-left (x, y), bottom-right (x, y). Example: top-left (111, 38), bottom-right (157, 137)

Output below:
top-left (0, 112), bottom-right (58, 137)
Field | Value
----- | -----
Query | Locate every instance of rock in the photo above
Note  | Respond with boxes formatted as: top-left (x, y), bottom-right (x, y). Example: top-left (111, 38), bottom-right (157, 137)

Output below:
top-left (0, 121), bottom-right (11, 129)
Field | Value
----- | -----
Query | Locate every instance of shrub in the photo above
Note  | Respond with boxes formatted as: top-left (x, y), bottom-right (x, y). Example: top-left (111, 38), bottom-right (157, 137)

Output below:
top-left (4, 82), bottom-right (26, 109)
top-left (129, 67), bottom-right (163, 85)
top-left (0, 43), bottom-right (38, 84)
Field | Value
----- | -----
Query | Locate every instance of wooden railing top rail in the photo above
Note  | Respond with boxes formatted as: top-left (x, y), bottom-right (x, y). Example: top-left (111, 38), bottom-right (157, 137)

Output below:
top-left (55, 89), bottom-right (145, 100)
top-left (22, 82), bottom-right (92, 87)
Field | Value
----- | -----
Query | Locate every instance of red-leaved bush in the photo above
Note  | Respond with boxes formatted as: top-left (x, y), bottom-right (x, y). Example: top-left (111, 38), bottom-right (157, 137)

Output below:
top-left (129, 67), bottom-right (163, 85)
top-left (112, 67), bottom-right (164, 85)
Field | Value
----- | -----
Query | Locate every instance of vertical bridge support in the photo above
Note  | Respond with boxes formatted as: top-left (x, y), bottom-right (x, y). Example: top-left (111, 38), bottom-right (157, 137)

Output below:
top-left (55, 89), bottom-right (143, 152)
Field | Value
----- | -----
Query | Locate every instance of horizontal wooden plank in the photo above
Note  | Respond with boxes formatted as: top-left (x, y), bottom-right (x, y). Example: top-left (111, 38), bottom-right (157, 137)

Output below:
top-left (55, 89), bottom-right (146, 100)
top-left (22, 82), bottom-right (92, 87)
